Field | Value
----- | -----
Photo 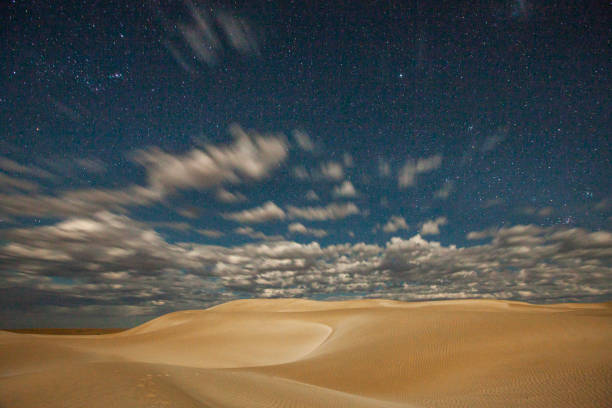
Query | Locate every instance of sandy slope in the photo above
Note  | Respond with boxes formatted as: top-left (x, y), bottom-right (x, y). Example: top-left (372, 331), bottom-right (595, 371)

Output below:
top-left (1, 299), bottom-right (611, 407)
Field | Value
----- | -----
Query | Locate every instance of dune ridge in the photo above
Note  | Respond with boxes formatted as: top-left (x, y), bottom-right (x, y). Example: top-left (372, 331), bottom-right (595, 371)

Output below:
top-left (1, 299), bottom-right (611, 407)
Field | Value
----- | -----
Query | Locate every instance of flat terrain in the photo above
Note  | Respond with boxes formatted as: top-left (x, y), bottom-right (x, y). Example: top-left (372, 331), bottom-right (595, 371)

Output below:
top-left (1, 299), bottom-right (611, 407)
top-left (5, 328), bottom-right (126, 335)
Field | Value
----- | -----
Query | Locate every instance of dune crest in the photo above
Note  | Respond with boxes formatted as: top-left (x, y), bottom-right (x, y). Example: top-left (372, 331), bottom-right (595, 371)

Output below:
top-left (1, 299), bottom-right (611, 407)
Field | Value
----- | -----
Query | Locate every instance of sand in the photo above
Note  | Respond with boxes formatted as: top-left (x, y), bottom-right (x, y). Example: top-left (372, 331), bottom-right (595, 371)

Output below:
top-left (1, 299), bottom-right (611, 407)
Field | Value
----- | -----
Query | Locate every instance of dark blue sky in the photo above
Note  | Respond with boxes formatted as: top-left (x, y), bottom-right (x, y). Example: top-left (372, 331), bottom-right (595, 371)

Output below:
top-left (1, 0), bottom-right (610, 327)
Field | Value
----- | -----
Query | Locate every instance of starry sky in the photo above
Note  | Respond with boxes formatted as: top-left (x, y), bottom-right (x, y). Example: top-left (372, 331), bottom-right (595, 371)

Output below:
top-left (1, 0), bottom-right (611, 327)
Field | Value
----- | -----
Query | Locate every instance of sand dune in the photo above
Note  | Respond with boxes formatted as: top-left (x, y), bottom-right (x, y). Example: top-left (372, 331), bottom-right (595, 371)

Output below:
top-left (1, 299), bottom-right (611, 407)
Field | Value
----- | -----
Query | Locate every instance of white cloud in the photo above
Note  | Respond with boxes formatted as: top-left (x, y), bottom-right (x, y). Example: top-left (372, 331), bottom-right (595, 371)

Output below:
top-left (0, 173), bottom-right (39, 192)
top-left (0, 157), bottom-right (54, 179)
top-left (292, 130), bottom-right (314, 151)
top-left (378, 159), bottom-right (391, 177)
top-left (434, 180), bottom-right (454, 199)
top-left (333, 181), bottom-right (358, 198)
top-left (287, 202), bottom-right (359, 221)
top-left (216, 188), bottom-right (246, 203)
top-left (482, 126), bottom-right (508, 152)
top-left (398, 154), bottom-right (442, 188)
top-left (521, 206), bottom-right (554, 217)
top-left (293, 166), bottom-right (309, 180)
top-left (306, 190), bottom-right (319, 201)
top-left (223, 201), bottom-right (286, 223)
top-left (483, 198), bottom-right (502, 208)
top-left (319, 161), bottom-right (344, 181)
top-left (467, 228), bottom-right (497, 240)
top-left (216, 11), bottom-right (259, 55)
top-left (2, 216), bottom-right (611, 325)
top-left (383, 216), bottom-right (409, 233)
top-left (288, 222), bottom-right (328, 237)
top-left (173, 5), bottom-right (260, 68)
top-left (197, 229), bottom-right (224, 238)
top-left (150, 222), bottom-right (191, 231)
top-left (136, 124), bottom-right (288, 195)
top-left (0, 124), bottom-right (287, 219)
top-left (420, 216), bottom-right (448, 235)
top-left (234, 226), bottom-right (283, 241)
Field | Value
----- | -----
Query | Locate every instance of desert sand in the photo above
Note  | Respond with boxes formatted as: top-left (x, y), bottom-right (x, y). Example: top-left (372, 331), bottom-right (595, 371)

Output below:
top-left (1, 299), bottom-right (611, 407)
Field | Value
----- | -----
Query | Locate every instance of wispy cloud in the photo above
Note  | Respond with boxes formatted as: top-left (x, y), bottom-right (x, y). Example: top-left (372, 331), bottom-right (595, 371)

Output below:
top-left (0, 124), bottom-right (288, 219)
top-left (136, 124), bottom-right (287, 195)
top-left (288, 222), bottom-right (328, 237)
top-left (383, 216), bottom-right (409, 233)
top-left (234, 226), bottom-right (283, 241)
top-left (378, 159), bottom-right (391, 177)
top-left (223, 201), bottom-right (286, 223)
top-left (434, 180), bottom-right (454, 199)
top-left (287, 202), bottom-right (359, 221)
top-left (420, 216), bottom-right (448, 235)
top-left (333, 181), bottom-right (358, 198)
top-left (216, 188), bottom-right (247, 203)
top-left (4, 215), bottom-right (609, 324)
top-left (319, 161), bottom-right (344, 181)
top-left (398, 154), bottom-right (442, 188)
top-left (169, 2), bottom-right (260, 69)
top-left (0, 157), bottom-right (54, 179)
top-left (306, 190), bottom-right (319, 201)
top-left (197, 228), bottom-right (224, 238)
top-left (481, 126), bottom-right (508, 152)
top-left (292, 130), bottom-right (314, 151)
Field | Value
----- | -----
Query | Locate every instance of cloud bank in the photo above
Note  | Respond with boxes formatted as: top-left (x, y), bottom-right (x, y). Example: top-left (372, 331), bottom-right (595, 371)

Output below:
top-left (2, 212), bottom-right (610, 326)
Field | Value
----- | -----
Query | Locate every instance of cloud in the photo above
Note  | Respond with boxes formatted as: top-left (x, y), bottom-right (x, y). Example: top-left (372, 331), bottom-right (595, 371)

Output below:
top-left (319, 162), bottom-right (344, 181)
top-left (197, 229), bottom-right (224, 238)
top-left (75, 158), bottom-right (106, 174)
top-left (288, 222), bottom-right (328, 237)
top-left (434, 180), bottom-right (454, 199)
top-left (522, 206), bottom-right (554, 217)
top-left (216, 11), bottom-right (260, 56)
top-left (482, 126), bottom-right (508, 152)
top-left (234, 226), bottom-right (284, 241)
top-left (136, 123), bottom-right (287, 195)
top-left (0, 185), bottom-right (162, 218)
top-left (0, 157), bottom-right (54, 179)
top-left (287, 202), bottom-right (359, 221)
top-left (420, 216), bottom-right (448, 235)
top-left (466, 227), bottom-right (498, 240)
top-left (343, 153), bottom-right (354, 167)
top-left (0, 212), bottom-right (200, 278)
top-left (216, 188), bottom-right (246, 203)
top-left (333, 181), bottom-right (358, 198)
top-left (223, 201), bottom-right (286, 223)
top-left (378, 159), bottom-right (391, 177)
top-left (398, 155), bottom-right (442, 188)
top-left (292, 130), bottom-right (314, 151)
top-left (171, 3), bottom-right (260, 68)
top-left (306, 190), bottom-right (319, 201)
top-left (177, 206), bottom-right (201, 219)
top-left (483, 198), bottom-right (503, 208)
top-left (383, 216), bottom-right (409, 233)
top-left (0, 173), bottom-right (39, 192)
top-left (150, 222), bottom-right (192, 231)
top-left (2, 215), bottom-right (611, 326)
top-left (0, 124), bottom-right (287, 218)
top-left (293, 166), bottom-right (310, 180)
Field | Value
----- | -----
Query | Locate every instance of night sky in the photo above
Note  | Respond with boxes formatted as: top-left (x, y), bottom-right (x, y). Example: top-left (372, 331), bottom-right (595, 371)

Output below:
top-left (1, 0), bottom-right (610, 327)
